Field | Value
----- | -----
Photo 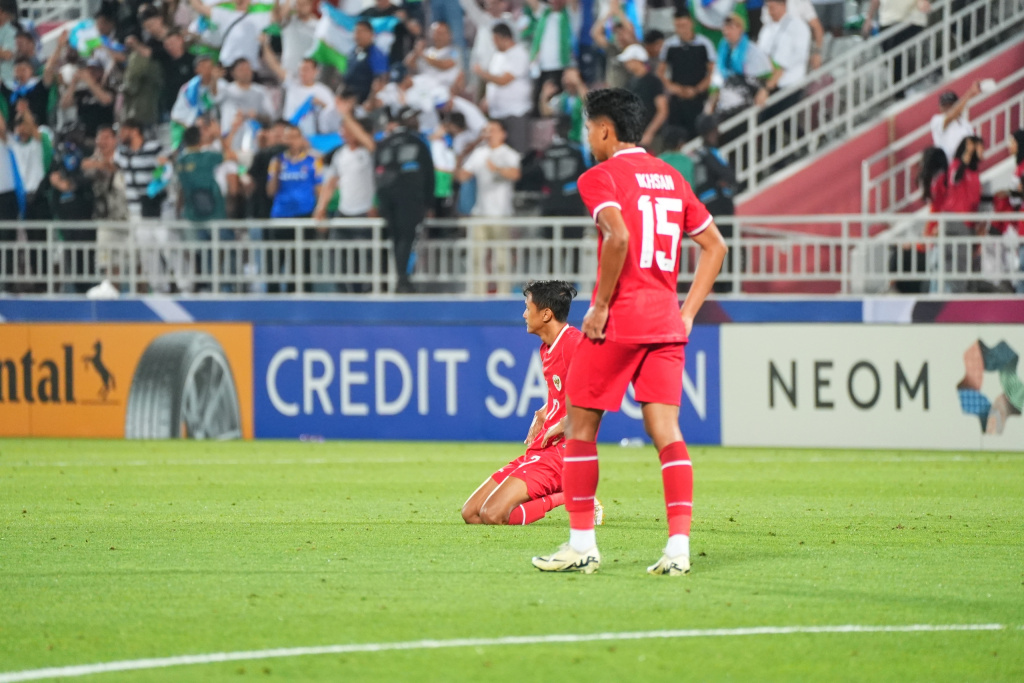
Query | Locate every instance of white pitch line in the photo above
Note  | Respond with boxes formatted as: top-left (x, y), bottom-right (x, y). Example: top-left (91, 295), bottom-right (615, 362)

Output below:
top-left (0, 624), bottom-right (1007, 683)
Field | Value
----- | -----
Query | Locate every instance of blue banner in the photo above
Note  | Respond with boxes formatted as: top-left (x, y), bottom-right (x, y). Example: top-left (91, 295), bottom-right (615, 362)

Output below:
top-left (253, 324), bottom-right (721, 444)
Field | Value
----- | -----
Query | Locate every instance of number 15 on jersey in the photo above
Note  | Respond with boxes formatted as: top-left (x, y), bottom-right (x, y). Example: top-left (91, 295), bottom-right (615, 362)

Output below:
top-left (637, 195), bottom-right (683, 272)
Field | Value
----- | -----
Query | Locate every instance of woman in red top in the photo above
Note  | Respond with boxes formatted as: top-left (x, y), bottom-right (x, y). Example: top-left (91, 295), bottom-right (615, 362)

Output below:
top-left (938, 136), bottom-right (984, 292)
top-left (908, 147), bottom-right (949, 293)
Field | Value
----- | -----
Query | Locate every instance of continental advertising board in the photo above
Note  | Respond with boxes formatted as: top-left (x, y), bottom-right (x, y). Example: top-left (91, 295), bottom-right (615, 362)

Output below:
top-left (0, 324), bottom-right (254, 439)
top-left (720, 324), bottom-right (1024, 451)
top-left (253, 325), bottom-right (721, 444)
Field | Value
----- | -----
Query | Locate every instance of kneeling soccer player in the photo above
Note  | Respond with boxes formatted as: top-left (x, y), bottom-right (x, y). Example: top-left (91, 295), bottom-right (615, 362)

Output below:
top-left (532, 88), bottom-right (727, 575)
top-left (461, 280), bottom-right (602, 526)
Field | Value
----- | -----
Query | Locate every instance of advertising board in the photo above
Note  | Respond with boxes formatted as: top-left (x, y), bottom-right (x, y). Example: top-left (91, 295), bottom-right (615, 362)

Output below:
top-left (253, 324), bottom-right (720, 444)
top-left (721, 325), bottom-right (1024, 450)
top-left (0, 324), bottom-right (254, 438)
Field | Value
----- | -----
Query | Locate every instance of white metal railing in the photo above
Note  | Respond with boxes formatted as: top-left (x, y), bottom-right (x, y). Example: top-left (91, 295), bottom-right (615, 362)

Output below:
top-left (861, 67), bottom-right (1024, 214)
top-left (0, 215), bottom-right (1020, 297)
top-left (18, 0), bottom-right (92, 26)
top-left (695, 0), bottom-right (1024, 197)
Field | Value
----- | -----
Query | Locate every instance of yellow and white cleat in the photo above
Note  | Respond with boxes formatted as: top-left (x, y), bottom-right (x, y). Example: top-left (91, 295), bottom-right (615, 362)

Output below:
top-left (647, 553), bottom-right (691, 576)
top-left (532, 543), bottom-right (601, 574)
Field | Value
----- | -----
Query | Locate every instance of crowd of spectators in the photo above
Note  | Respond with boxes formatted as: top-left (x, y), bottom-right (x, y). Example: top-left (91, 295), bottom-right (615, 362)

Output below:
top-left (0, 0), bottom-right (1000, 294)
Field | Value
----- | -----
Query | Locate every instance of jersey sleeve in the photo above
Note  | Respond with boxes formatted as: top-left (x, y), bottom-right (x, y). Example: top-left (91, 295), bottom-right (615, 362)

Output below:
top-left (577, 166), bottom-right (621, 222)
top-left (681, 180), bottom-right (714, 235)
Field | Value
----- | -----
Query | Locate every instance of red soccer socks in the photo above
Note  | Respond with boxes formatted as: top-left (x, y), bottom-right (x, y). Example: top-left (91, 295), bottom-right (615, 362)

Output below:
top-left (507, 492), bottom-right (565, 525)
top-left (563, 439), bottom-right (599, 538)
top-left (659, 441), bottom-right (693, 538)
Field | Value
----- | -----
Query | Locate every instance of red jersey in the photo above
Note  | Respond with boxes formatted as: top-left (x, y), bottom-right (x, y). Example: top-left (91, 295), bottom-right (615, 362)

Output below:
top-left (577, 147), bottom-right (713, 343)
top-left (940, 160), bottom-right (981, 213)
top-left (528, 324), bottom-right (583, 451)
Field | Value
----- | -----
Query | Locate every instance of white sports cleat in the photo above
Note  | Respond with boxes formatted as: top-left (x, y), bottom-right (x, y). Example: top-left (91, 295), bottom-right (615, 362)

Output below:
top-left (593, 498), bottom-right (605, 526)
top-left (532, 543), bottom-right (601, 574)
top-left (647, 553), bottom-right (691, 576)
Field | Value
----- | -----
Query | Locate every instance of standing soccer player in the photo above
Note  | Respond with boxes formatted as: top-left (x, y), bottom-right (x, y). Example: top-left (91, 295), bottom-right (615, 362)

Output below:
top-left (532, 88), bottom-right (727, 576)
top-left (462, 280), bottom-right (601, 527)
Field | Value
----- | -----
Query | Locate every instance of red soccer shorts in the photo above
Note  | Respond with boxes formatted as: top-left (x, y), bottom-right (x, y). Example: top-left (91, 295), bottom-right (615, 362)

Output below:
top-left (567, 338), bottom-right (685, 412)
top-left (491, 442), bottom-right (565, 499)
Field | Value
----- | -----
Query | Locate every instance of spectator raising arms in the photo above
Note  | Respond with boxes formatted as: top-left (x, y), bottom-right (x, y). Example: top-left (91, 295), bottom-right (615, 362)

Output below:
top-left (314, 96), bottom-right (377, 221)
top-left (456, 118), bottom-right (521, 294)
top-left (2, 36), bottom-right (62, 125)
top-left (59, 57), bottom-right (116, 139)
top-left (539, 67), bottom-right (587, 144)
top-left (262, 36), bottom-right (339, 138)
top-left (189, 0), bottom-right (271, 70)
top-left (931, 82), bottom-right (979, 163)
top-left (273, 0), bottom-right (320, 77)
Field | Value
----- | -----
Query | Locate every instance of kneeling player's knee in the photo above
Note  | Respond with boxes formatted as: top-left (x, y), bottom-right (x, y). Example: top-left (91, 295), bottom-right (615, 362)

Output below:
top-left (461, 504), bottom-right (481, 524)
top-left (479, 503), bottom-right (508, 526)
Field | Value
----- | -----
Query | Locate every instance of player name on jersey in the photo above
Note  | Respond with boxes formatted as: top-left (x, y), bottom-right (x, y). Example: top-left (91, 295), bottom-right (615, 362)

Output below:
top-left (634, 173), bottom-right (676, 190)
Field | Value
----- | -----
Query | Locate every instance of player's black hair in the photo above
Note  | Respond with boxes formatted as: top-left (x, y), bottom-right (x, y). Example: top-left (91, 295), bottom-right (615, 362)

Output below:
top-left (584, 88), bottom-right (646, 144)
top-left (492, 23), bottom-right (513, 40)
top-left (523, 280), bottom-right (577, 322)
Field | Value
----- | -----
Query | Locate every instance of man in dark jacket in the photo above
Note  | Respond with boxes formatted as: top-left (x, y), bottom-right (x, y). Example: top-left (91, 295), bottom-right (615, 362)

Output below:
top-left (374, 106), bottom-right (434, 293)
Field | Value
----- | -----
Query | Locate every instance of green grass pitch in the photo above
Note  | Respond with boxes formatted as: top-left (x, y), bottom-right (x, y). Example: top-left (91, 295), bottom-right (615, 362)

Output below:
top-left (2, 439), bottom-right (1022, 682)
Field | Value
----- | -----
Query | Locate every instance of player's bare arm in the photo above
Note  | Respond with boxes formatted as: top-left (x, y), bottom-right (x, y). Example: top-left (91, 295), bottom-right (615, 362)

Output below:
top-left (680, 222), bottom-right (727, 336)
top-left (524, 402), bottom-right (546, 444)
top-left (582, 207), bottom-right (630, 340)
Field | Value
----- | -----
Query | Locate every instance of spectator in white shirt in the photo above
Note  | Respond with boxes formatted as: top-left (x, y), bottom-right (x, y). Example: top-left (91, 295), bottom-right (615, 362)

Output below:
top-left (313, 97), bottom-right (377, 292)
top-left (189, 0), bottom-right (271, 69)
top-left (314, 103), bottom-right (376, 220)
top-left (758, 0), bottom-right (812, 92)
top-left (761, 0), bottom-right (824, 69)
top-left (273, 0), bottom-right (319, 77)
top-left (219, 58), bottom-right (275, 141)
top-left (407, 21), bottom-right (463, 91)
top-left (931, 84), bottom-right (979, 163)
top-left (474, 23), bottom-right (532, 154)
top-left (460, 0), bottom-right (516, 97)
top-left (455, 118), bottom-right (522, 294)
top-left (262, 35), bottom-right (340, 137)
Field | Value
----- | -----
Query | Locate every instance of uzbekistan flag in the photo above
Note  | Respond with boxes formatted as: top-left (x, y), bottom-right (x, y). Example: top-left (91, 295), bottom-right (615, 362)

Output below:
top-left (68, 20), bottom-right (124, 57)
top-left (307, 1), bottom-right (400, 74)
